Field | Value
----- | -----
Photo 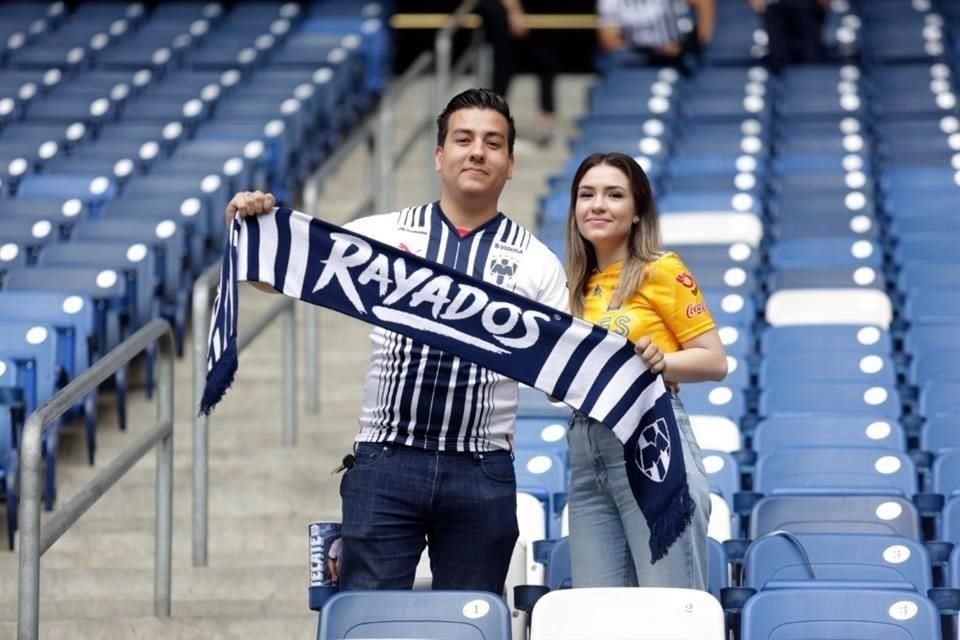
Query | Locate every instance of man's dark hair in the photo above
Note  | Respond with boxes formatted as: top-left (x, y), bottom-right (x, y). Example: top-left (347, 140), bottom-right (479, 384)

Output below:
top-left (436, 88), bottom-right (516, 154)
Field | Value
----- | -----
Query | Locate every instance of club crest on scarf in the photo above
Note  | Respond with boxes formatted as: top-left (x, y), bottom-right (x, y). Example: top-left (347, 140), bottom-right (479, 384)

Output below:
top-left (635, 417), bottom-right (671, 483)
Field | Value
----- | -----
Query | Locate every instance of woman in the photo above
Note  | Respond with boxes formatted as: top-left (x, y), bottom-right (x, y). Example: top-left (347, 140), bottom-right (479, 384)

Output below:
top-left (564, 152), bottom-right (727, 588)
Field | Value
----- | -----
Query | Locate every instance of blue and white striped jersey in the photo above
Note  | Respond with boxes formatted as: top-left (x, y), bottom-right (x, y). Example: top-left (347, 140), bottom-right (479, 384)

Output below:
top-left (345, 201), bottom-right (568, 452)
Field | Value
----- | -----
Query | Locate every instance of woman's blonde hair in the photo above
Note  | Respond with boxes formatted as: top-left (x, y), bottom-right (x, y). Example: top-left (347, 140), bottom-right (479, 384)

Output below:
top-left (565, 152), bottom-right (662, 317)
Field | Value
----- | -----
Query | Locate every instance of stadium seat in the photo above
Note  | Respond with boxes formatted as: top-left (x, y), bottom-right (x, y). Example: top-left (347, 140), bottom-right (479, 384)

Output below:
top-left (741, 532), bottom-right (932, 593)
top-left (530, 587), bottom-right (725, 640)
top-left (749, 495), bottom-right (921, 540)
top-left (317, 590), bottom-right (511, 640)
top-left (753, 448), bottom-right (917, 497)
top-left (740, 587), bottom-right (940, 640)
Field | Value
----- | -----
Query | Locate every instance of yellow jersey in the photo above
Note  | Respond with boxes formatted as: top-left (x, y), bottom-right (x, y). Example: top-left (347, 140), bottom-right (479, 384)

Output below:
top-left (582, 252), bottom-right (716, 353)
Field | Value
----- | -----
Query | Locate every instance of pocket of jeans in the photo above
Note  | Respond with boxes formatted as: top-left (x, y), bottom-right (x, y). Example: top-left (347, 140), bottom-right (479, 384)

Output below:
top-left (480, 454), bottom-right (516, 484)
top-left (352, 443), bottom-right (386, 468)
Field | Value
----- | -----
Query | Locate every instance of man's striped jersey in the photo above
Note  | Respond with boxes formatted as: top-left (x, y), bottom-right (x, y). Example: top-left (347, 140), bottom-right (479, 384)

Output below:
top-left (345, 201), bottom-right (568, 452)
top-left (598, 0), bottom-right (691, 49)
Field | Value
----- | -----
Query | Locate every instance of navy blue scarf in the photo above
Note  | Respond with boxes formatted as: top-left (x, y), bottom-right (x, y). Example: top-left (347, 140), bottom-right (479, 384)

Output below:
top-left (202, 208), bottom-right (693, 562)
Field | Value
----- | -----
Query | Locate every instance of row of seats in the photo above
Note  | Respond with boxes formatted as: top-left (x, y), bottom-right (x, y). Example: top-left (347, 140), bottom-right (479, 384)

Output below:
top-left (500, 0), bottom-right (960, 638)
top-left (0, 0), bottom-right (391, 547)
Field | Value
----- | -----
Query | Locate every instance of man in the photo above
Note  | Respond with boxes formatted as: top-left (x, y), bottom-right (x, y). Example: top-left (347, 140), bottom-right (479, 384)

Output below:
top-left (224, 89), bottom-right (568, 594)
top-left (476, 0), bottom-right (557, 145)
top-left (748, 0), bottom-right (828, 72)
top-left (596, 0), bottom-right (716, 72)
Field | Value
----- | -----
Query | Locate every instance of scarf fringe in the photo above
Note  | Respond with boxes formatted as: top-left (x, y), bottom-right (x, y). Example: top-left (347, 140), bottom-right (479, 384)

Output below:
top-left (199, 343), bottom-right (238, 416)
top-left (648, 483), bottom-right (696, 563)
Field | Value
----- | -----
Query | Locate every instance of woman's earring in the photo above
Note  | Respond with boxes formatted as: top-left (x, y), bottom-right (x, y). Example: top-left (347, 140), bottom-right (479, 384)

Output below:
top-left (632, 217), bottom-right (640, 223)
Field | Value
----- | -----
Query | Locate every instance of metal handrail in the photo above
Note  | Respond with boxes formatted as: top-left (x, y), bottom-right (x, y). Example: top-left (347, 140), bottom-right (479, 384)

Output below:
top-left (18, 318), bottom-right (175, 640)
top-left (191, 263), bottom-right (297, 567)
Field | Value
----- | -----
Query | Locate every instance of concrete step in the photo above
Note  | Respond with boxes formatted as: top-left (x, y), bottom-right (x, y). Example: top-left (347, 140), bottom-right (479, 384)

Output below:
top-left (0, 566), bottom-right (305, 601)
top-left (0, 597), bottom-right (308, 622)
top-left (0, 614), bottom-right (316, 640)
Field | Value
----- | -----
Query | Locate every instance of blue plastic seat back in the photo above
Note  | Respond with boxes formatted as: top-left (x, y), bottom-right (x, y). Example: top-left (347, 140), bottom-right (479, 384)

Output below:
top-left (909, 351), bottom-right (960, 387)
top-left (702, 450), bottom-right (740, 507)
top-left (760, 352), bottom-right (896, 386)
top-left (768, 238), bottom-right (883, 269)
top-left (515, 451), bottom-right (567, 503)
top-left (317, 591), bottom-right (511, 640)
top-left (0, 322), bottom-right (60, 412)
top-left (767, 267), bottom-right (886, 294)
top-left (676, 383), bottom-right (745, 422)
top-left (1, 265), bottom-right (130, 350)
top-left (754, 448), bottom-right (917, 497)
top-left (514, 418), bottom-right (568, 464)
top-left (37, 241), bottom-right (155, 327)
top-left (750, 495), bottom-right (921, 540)
top-left (932, 450), bottom-right (960, 498)
top-left (918, 382), bottom-right (960, 418)
top-left (761, 325), bottom-right (891, 355)
top-left (905, 324), bottom-right (960, 357)
top-left (759, 383), bottom-right (900, 419)
top-left (0, 290), bottom-right (97, 375)
top-left (921, 416), bottom-right (960, 455)
top-left (741, 587), bottom-right (940, 640)
top-left (753, 417), bottom-right (906, 455)
top-left (941, 498), bottom-right (960, 545)
top-left (742, 532), bottom-right (932, 593)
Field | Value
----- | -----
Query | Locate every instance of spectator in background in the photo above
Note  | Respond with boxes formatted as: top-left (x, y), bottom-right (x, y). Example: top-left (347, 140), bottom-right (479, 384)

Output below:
top-left (749, 0), bottom-right (829, 72)
top-left (477, 0), bottom-right (557, 145)
top-left (596, 0), bottom-right (716, 74)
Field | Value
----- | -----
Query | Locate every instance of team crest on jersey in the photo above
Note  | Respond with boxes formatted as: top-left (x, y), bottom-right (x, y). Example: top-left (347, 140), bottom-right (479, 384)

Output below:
top-left (634, 417), bottom-right (671, 483)
top-left (488, 256), bottom-right (518, 286)
top-left (592, 284), bottom-right (603, 297)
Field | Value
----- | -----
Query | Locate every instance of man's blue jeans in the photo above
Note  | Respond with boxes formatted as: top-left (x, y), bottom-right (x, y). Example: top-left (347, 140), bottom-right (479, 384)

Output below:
top-left (338, 442), bottom-right (519, 594)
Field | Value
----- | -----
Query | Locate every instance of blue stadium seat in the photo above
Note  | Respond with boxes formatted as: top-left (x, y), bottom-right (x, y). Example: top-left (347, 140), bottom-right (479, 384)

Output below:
top-left (514, 417), bottom-right (568, 464)
top-left (750, 495), bottom-right (921, 539)
top-left (702, 450), bottom-right (740, 511)
top-left (515, 451), bottom-right (567, 539)
top-left (742, 532), bottom-right (932, 593)
top-left (920, 416), bottom-right (960, 456)
top-left (753, 417), bottom-right (907, 454)
top-left (761, 325), bottom-right (892, 355)
top-left (918, 382), bottom-right (960, 418)
top-left (753, 448), bottom-right (917, 497)
top-left (0, 404), bottom-right (16, 549)
top-left (759, 383), bottom-right (901, 419)
top-left (741, 587), bottom-right (940, 640)
top-left (677, 383), bottom-right (745, 423)
top-left (759, 352), bottom-right (896, 387)
top-left (317, 591), bottom-right (511, 640)
top-left (932, 450), bottom-right (960, 498)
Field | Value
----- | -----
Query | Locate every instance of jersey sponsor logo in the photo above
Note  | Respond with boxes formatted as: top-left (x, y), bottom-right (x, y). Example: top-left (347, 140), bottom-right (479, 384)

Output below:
top-left (492, 240), bottom-right (523, 255)
top-left (685, 302), bottom-right (707, 318)
top-left (675, 272), bottom-right (699, 296)
top-left (314, 233), bottom-right (549, 354)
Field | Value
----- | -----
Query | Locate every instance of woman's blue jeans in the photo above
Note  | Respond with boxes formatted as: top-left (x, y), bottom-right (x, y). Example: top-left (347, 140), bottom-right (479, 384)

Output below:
top-left (567, 394), bottom-right (712, 588)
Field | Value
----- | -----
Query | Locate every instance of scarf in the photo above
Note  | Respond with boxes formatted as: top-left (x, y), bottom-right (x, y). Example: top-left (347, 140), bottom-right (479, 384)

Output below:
top-left (202, 207), bottom-right (693, 562)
